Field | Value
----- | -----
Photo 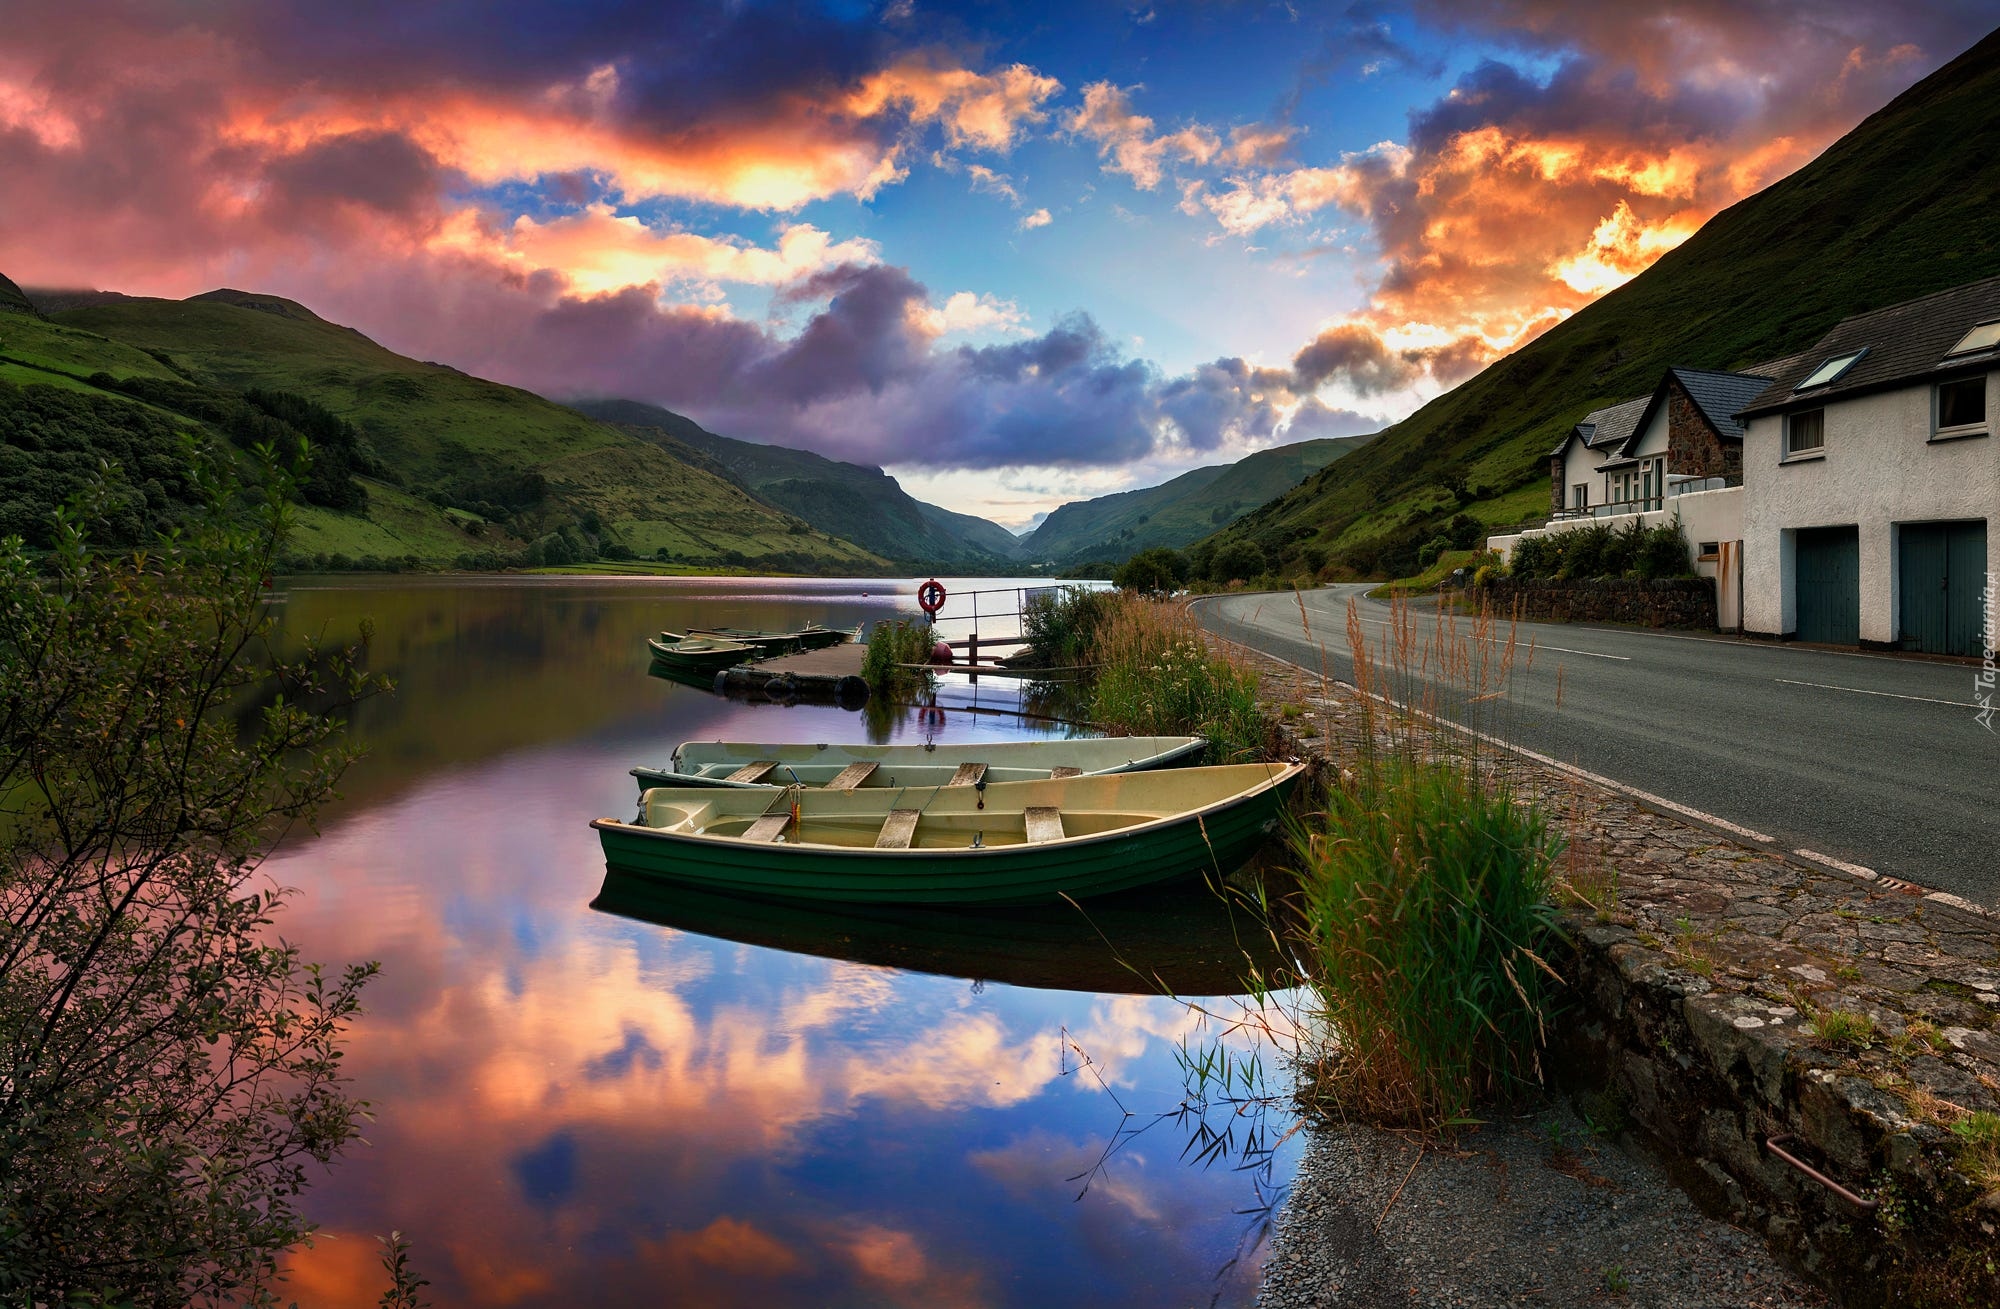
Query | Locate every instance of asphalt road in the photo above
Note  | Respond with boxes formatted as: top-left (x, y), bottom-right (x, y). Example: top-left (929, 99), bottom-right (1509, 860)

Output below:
top-left (1193, 584), bottom-right (2000, 909)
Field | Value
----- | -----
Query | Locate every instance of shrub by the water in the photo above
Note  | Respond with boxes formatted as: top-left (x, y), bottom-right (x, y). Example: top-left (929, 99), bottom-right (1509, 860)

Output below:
top-left (1022, 584), bottom-right (1119, 666)
top-left (860, 619), bottom-right (937, 693)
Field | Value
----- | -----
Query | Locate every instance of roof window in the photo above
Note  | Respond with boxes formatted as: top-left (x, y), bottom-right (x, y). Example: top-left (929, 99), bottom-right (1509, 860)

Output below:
top-left (1794, 349), bottom-right (1866, 391)
top-left (1946, 320), bottom-right (2000, 357)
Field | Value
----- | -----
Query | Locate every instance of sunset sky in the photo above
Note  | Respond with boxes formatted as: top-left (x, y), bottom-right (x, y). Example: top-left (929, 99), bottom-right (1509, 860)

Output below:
top-left (2, 2), bottom-right (1991, 527)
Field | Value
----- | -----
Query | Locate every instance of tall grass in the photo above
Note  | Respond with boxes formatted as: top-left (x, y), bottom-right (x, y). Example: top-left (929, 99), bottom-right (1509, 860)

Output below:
top-left (1285, 592), bottom-right (1565, 1131)
top-left (1085, 594), bottom-right (1273, 763)
top-left (859, 619), bottom-right (936, 694)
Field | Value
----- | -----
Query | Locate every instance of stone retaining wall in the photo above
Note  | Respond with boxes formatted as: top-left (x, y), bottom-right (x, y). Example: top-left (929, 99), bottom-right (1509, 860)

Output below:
top-left (1480, 576), bottom-right (1717, 629)
top-left (1221, 634), bottom-right (1999, 1308)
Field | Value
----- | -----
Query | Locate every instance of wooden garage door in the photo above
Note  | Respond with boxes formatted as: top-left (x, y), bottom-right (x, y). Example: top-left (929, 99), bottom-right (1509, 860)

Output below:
top-left (1795, 526), bottom-right (1859, 645)
top-left (1899, 520), bottom-right (1987, 656)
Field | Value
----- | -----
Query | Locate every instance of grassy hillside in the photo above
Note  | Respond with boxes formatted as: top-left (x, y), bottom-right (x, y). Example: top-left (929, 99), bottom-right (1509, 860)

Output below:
top-left (1022, 435), bottom-right (1369, 563)
top-left (571, 397), bottom-right (1020, 565)
top-left (49, 293), bottom-right (884, 570)
top-left (1207, 27), bottom-right (2000, 579)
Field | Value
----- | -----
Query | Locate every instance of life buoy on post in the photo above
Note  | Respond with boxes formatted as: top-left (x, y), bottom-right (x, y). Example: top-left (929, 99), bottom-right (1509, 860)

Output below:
top-left (917, 577), bottom-right (948, 617)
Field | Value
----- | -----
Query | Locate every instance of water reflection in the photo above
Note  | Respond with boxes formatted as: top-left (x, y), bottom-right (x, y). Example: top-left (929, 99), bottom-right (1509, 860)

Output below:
top-left (262, 577), bottom-right (1294, 1306)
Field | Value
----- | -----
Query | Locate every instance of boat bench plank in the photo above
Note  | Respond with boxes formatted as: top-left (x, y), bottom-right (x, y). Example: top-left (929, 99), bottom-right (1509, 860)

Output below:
top-left (947, 762), bottom-right (988, 787)
top-left (876, 808), bottom-right (922, 849)
top-left (1049, 766), bottom-right (1082, 779)
top-left (742, 812), bottom-right (792, 842)
top-left (1023, 806), bottom-right (1064, 843)
top-left (727, 760), bottom-right (780, 784)
top-left (825, 761), bottom-right (879, 791)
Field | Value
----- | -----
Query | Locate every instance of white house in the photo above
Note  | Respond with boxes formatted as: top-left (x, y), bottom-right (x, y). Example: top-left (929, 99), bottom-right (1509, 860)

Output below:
top-left (1495, 366), bottom-right (1779, 629)
top-left (1737, 277), bottom-right (2000, 655)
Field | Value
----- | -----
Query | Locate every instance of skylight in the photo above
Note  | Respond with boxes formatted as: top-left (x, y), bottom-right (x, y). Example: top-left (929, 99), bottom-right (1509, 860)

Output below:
top-left (1795, 349), bottom-right (1866, 391)
top-left (1947, 321), bottom-right (2000, 356)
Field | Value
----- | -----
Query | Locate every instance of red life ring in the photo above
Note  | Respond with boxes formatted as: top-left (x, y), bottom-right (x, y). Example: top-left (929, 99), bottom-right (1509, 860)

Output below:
top-left (917, 578), bottom-right (948, 616)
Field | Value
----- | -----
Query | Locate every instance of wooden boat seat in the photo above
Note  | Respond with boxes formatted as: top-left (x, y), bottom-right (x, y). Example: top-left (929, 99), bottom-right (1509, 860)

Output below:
top-left (824, 761), bottom-right (878, 791)
top-left (875, 808), bottom-right (921, 849)
top-left (1023, 806), bottom-right (1064, 843)
top-left (727, 760), bottom-right (780, 784)
top-left (946, 762), bottom-right (988, 787)
top-left (741, 812), bottom-right (792, 842)
top-left (1049, 766), bottom-right (1083, 779)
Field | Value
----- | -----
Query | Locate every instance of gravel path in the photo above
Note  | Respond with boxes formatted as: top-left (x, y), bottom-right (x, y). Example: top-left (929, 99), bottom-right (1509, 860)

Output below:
top-left (1258, 1101), bottom-right (1824, 1309)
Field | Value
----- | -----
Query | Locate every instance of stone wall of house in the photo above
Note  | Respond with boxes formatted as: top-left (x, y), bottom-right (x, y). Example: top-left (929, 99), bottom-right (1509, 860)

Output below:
top-left (1482, 576), bottom-right (1717, 629)
top-left (1666, 381), bottom-right (1741, 481)
top-left (1549, 454), bottom-right (1566, 516)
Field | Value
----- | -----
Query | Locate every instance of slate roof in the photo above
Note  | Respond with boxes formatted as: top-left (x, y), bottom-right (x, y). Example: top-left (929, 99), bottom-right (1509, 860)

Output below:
top-left (1664, 367), bottom-right (1776, 440)
top-left (1739, 274), bottom-right (2000, 417)
top-left (1550, 396), bottom-right (1649, 456)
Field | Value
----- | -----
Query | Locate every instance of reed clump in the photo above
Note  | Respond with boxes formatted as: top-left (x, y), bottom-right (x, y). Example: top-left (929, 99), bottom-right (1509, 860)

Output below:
top-left (1085, 594), bottom-right (1272, 763)
top-left (1287, 593), bottom-right (1565, 1131)
top-left (860, 619), bottom-right (936, 693)
top-left (1022, 584), bottom-right (1120, 666)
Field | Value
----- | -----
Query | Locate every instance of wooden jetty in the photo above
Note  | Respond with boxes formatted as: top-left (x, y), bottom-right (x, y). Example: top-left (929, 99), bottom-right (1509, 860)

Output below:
top-left (716, 642), bottom-right (871, 705)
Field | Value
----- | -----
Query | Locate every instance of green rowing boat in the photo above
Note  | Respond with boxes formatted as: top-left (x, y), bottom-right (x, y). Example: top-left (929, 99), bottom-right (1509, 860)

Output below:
top-left (590, 761), bottom-right (1305, 905)
top-left (632, 735), bottom-right (1208, 792)
top-left (645, 635), bottom-right (756, 677)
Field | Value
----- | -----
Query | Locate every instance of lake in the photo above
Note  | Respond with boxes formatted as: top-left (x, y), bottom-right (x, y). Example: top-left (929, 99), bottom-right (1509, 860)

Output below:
top-left (264, 575), bottom-right (1300, 1307)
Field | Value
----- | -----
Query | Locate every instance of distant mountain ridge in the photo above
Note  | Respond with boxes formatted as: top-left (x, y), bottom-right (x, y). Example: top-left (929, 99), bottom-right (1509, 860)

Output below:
top-left (1020, 434), bottom-right (1372, 564)
top-left (570, 397), bottom-right (1022, 566)
top-left (1204, 25), bottom-right (2000, 579)
top-left (4, 282), bottom-right (888, 570)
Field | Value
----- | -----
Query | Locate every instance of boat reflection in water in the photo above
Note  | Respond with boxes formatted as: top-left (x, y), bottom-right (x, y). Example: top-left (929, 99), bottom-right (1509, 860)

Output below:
top-left (590, 871), bottom-right (1283, 996)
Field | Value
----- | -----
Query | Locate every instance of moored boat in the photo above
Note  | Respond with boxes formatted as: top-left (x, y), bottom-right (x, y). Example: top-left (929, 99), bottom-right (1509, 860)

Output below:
top-left (660, 623), bottom-right (854, 654)
top-left (590, 761), bottom-right (1305, 905)
top-left (632, 735), bottom-right (1208, 793)
top-left (645, 635), bottom-right (756, 677)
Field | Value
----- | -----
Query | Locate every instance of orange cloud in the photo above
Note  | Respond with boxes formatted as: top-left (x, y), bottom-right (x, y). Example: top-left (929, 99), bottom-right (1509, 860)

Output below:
top-left (1066, 82), bottom-right (1221, 189)
top-left (433, 206), bottom-right (881, 297)
top-left (846, 59), bottom-right (1061, 151)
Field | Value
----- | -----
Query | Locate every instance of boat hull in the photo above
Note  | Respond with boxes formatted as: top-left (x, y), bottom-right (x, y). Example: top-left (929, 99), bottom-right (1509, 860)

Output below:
top-left (592, 763), bottom-right (1302, 905)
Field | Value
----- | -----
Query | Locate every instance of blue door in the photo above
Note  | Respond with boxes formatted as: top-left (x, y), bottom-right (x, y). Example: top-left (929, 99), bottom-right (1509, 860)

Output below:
top-left (1899, 520), bottom-right (1987, 655)
top-left (1795, 526), bottom-right (1859, 645)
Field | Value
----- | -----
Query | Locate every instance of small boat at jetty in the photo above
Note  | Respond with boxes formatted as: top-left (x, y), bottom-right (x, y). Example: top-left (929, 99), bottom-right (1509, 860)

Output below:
top-left (645, 636), bottom-right (756, 677)
top-left (660, 623), bottom-right (854, 655)
top-left (632, 736), bottom-right (1208, 793)
top-left (590, 761), bottom-right (1305, 905)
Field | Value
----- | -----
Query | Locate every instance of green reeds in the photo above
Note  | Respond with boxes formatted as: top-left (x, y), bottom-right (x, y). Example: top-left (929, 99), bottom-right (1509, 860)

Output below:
top-left (1284, 590), bottom-right (1564, 1131)
top-left (1086, 594), bottom-right (1272, 762)
top-left (859, 619), bottom-right (937, 693)
top-left (1290, 758), bottom-right (1563, 1129)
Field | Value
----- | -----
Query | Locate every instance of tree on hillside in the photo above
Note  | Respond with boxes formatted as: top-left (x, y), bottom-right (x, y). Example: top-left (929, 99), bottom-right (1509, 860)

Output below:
top-left (1212, 540), bottom-right (1267, 582)
top-left (1114, 546), bottom-right (1190, 596)
top-left (0, 446), bottom-right (387, 1302)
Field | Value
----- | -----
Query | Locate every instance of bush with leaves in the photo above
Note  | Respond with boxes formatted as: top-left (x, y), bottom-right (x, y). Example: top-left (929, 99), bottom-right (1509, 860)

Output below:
top-left (1112, 546), bottom-right (1189, 596)
top-left (0, 442), bottom-right (387, 1304)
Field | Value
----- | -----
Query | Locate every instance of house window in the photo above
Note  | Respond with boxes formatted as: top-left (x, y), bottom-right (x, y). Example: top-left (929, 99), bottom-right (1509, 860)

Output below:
top-left (1571, 484), bottom-right (1588, 509)
top-left (1936, 376), bottom-right (1987, 436)
top-left (1698, 541), bottom-right (1720, 560)
top-left (1785, 409), bottom-right (1825, 458)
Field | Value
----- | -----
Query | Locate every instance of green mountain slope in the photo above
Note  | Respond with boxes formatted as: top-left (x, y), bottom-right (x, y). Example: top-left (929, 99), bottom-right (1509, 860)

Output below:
top-left (1022, 435), bottom-right (1370, 563)
top-left (48, 292), bottom-right (885, 569)
top-left (1207, 26), bottom-right (2000, 579)
top-left (571, 397), bottom-right (1021, 565)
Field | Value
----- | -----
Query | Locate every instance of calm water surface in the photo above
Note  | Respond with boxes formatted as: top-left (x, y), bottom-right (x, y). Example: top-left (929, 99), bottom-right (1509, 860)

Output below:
top-left (265, 576), bottom-right (1297, 1307)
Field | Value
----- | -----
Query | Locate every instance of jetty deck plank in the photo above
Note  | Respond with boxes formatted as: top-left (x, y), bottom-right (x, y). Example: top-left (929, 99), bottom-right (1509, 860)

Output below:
top-left (875, 808), bottom-right (922, 849)
top-left (824, 762), bottom-right (879, 791)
